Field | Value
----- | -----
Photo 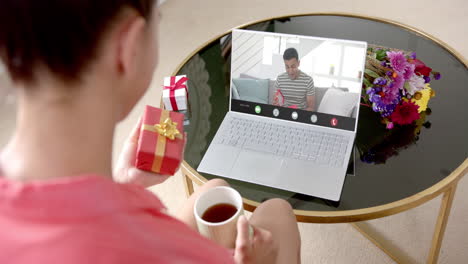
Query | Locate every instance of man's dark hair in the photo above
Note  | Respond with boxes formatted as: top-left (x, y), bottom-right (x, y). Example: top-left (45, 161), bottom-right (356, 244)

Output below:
top-left (283, 48), bottom-right (299, 61)
top-left (0, 0), bottom-right (156, 84)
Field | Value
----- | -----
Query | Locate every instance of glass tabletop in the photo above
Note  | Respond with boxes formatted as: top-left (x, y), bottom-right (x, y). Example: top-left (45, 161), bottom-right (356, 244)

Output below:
top-left (177, 15), bottom-right (468, 212)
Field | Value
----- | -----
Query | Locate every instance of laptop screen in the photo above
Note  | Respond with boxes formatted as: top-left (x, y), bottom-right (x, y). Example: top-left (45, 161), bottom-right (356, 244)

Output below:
top-left (230, 29), bottom-right (367, 132)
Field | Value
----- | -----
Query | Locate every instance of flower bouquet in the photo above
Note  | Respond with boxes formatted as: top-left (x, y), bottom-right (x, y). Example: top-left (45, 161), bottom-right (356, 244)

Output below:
top-left (362, 44), bottom-right (440, 129)
top-left (356, 45), bottom-right (440, 164)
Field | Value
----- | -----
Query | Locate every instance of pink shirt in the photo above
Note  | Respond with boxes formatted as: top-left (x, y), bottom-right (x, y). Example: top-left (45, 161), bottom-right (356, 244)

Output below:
top-left (0, 174), bottom-right (234, 264)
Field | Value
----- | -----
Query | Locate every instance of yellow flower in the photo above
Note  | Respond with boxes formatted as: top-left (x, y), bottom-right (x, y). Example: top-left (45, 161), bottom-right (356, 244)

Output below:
top-left (411, 84), bottom-right (432, 113)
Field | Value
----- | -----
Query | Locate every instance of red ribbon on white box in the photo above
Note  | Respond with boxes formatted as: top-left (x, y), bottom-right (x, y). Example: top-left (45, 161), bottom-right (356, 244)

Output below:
top-left (163, 76), bottom-right (188, 111)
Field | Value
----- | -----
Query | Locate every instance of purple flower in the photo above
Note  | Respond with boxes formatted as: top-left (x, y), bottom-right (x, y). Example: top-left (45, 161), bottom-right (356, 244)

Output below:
top-left (433, 72), bottom-right (441, 80)
top-left (371, 94), bottom-right (381, 102)
top-left (385, 82), bottom-right (398, 96)
top-left (381, 111), bottom-right (393, 117)
top-left (387, 51), bottom-right (410, 73)
top-left (367, 88), bottom-right (381, 104)
top-left (373, 77), bottom-right (387, 86)
top-left (381, 61), bottom-right (387, 66)
top-left (423, 76), bottom-right (431, 83)
top-left (386, 71), bottom-right (393, 76)
top-left (381, 104), bottom-right (396, 117)
top-left (381, 112), bottom-right (392, 117)
top-left (367, 88), bottom-right (380, 102)
top-left (402, 63), bottom-right (416, 80)
top-left (367, 85), bottom-right (399, 117)
top-left (410, 52), bottom-right (417, 59)
top-left (381, 89), bottom-right (399, 105)
top-left (392, 74), bottom-right (405, 91)
top-left (385, 103), bottom-right (398, 112)
top-left (372, 103), bottom-right (381, 112)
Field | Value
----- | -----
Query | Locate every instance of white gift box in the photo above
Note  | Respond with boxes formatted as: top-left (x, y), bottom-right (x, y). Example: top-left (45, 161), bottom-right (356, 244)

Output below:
top-left (162, 75), bottom-right (188, 111)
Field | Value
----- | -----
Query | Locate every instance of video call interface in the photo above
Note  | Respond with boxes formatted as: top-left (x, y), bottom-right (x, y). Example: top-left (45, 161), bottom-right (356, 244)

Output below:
top-left (230, 29), bottom-right (367, 131)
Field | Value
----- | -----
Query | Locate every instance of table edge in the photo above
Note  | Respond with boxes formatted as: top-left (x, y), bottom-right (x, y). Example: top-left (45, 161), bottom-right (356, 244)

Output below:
top-left (171, 12), bottom-right (467, 74)
top-left (182, 158), bottom-right (467, 223)
top-left (174, 12), bottom-right (468, 223)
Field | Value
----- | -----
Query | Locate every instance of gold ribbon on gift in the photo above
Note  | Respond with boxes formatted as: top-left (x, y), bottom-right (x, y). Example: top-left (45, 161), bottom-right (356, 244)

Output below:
top-left (143, 110), bottom-right (183, 173)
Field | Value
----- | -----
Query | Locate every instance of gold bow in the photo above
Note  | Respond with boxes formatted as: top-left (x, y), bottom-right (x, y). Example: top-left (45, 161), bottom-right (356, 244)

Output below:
top-left (142, 110), bottom-right (183, 173)
top-left (154, 118), bottom-right (182, 140)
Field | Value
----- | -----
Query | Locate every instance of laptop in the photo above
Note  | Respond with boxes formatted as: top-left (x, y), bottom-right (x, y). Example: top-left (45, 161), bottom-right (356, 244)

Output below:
top-left (198, 29), bottom-right (367, 201)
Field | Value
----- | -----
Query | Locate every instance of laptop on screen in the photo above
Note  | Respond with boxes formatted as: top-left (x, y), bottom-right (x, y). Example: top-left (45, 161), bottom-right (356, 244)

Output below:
top-left (197, 29), bottom-right (367, 201)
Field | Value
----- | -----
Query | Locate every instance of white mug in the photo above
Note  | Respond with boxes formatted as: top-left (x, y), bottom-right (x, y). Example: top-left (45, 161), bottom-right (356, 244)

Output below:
top-left (194, 186), bottom-right (244, 248)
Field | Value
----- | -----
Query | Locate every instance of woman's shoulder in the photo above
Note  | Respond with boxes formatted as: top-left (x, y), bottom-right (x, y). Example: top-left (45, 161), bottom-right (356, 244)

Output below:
top-left (0, 175), bottom-right (232, 263)
top-left (0, 174), bottom-right (234, 263)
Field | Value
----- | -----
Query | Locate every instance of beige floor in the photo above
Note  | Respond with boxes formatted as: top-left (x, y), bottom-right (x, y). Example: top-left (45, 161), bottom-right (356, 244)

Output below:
top-left (1, 0), bottom-right (467, 263)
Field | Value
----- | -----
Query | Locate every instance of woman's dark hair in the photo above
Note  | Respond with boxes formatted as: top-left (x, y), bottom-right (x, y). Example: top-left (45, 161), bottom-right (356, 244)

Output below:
top-left (0, 0), bottom-right (156, 84)
top-left (283, 48), bottom-right (299, 61)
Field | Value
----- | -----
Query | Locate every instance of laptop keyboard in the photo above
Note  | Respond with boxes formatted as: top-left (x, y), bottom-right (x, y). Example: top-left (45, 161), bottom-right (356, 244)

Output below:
top-left (215, 116), bottom-right (349, 168)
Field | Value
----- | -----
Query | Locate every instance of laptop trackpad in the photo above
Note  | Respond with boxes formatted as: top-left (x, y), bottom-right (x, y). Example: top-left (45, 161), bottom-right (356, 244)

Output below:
top-left (197, 145), bottom-right (240, 176)
top-left (230, 150), bottom-right (282, 182)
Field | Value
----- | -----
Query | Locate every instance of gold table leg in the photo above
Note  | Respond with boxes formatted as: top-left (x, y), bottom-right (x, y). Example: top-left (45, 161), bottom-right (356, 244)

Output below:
top-left (182, 172), bottom-right (195, 197)
top-left (351, 183), bottom-right (458, 264)
top-left (351, 222), bottom-right (414, 263)
top-left (427, 185), bottom-right (457, 264)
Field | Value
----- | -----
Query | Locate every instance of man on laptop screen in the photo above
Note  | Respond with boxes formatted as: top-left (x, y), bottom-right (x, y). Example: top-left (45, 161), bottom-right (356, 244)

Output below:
top-left (274, 48), bottom-right (316, 111)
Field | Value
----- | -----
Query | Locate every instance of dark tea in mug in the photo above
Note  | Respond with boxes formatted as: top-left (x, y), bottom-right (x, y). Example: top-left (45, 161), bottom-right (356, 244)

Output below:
top-left (201, 203), bottom-right (238, 223)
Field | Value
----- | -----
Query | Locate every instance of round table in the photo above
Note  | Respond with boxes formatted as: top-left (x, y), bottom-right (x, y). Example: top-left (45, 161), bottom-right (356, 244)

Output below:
top-left (172, 14), bottom-right (467, 263)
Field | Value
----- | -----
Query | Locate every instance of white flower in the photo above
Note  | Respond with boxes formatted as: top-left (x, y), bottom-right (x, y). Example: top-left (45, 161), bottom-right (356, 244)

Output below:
top-left (405, 75), bottom-right (426, 96)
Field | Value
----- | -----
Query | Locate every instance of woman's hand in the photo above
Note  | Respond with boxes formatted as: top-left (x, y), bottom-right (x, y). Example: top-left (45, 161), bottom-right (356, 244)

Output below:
top-left (234, 216), bottom-right (278, 264)
top-left (113, 118), bottom-right (171, 188)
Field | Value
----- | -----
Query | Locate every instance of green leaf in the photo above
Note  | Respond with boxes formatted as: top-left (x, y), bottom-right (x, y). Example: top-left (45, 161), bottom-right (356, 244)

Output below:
top-left (363, 78), bottom-right (373, 88)
top-left (376, 49), bottom-right (387, 61)
top-left (364, 69), bottom-right (380, 79)
top-left (404, 82), bottom-right (411, 91)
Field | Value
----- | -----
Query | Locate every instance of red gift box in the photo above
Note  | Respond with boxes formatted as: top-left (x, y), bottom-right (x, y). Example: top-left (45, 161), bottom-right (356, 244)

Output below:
top-left (135, 105), bottom-right (185, 175)
top-left (274, 89), bottom-right (284, 106)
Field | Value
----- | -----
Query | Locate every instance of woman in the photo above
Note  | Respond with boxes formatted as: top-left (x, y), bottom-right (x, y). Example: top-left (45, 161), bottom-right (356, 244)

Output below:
top-left (0, 1), bottom-right (301, 263)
